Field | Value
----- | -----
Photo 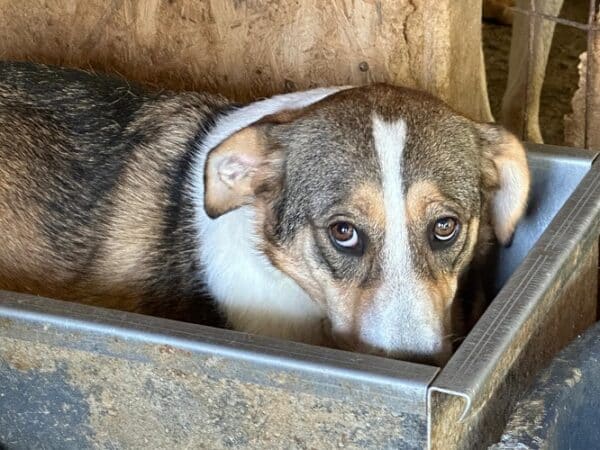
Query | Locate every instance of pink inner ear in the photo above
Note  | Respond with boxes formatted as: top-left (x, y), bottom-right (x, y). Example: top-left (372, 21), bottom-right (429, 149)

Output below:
top-left (218, 154), bottom-right (258, 185)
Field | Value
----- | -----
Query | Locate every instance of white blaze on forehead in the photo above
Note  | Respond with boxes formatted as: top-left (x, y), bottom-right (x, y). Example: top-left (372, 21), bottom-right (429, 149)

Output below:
top-left (358, 116), bottom-right (445, 359)
top-left (372, 117), bottom-right (410, 280)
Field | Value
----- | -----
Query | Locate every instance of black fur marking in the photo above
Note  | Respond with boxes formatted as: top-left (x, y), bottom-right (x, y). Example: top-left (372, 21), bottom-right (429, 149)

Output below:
top-left (0, 62), bottom-right (152, 270)
top-left (161, 103), bottom-right (239, 240)
top-left (143, 103), bottom-right (240, 324)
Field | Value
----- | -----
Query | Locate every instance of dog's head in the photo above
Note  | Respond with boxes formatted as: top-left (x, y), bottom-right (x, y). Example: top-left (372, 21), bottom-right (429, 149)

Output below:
top-left (203, 85), bottom-right (529, 365)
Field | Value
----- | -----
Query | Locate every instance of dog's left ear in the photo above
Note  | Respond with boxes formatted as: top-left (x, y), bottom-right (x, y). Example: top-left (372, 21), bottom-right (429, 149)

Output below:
top-left (204, 126), bottom-right (282, 218)
top-left (478, 124), bottom-right (530, 245)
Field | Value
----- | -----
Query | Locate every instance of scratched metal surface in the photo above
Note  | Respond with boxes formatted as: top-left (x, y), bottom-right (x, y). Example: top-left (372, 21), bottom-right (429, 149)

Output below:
top-left (429, 146), bottom-right (600, 449)
top-left (492, 321), bottom-right (600, 450)
top-left (0, 292), bottom-right (437, 449)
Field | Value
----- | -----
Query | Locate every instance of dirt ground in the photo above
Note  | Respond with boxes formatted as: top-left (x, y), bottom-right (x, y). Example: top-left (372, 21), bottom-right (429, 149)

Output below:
top-left (482, 0), bottom-right (589, 145)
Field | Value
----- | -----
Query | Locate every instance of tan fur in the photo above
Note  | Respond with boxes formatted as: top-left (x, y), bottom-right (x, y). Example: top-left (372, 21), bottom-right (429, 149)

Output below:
top-left (405, 179), bottom-right (459, 327)
top-left (405, 181), bottom-right (447, 223)
top-left (0, 120), bottom-right (75, 298)
top-left (420, 273), bottom-right (457, 328)
top-left (322, 283), bottom-right (382, 351)
top-left (260, 225), bottom-right (328, 307)
top-left (416, 216), bottom-right (480, 326)
top-left (82, 99), bottom-right (206, 311)
top-left (0, 202), bottom-right (51, 295)
top-left (349, 183), bottom-right (385, 229)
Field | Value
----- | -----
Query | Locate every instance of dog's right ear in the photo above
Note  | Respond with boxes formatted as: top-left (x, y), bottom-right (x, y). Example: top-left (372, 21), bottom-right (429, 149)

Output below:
top-left (204, 126), bottom-right (283, 218)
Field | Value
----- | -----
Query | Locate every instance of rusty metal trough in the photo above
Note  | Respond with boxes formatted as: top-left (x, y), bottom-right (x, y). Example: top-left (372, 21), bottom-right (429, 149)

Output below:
top-left (0, 144), bottom-right (598, 449)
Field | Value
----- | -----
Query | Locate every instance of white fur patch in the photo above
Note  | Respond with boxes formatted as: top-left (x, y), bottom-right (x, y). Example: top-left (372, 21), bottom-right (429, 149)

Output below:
top-left (201, 87), bottom-right (352, 156)
top-left (190, 87), bottom-right (350, 343)
top-left (359, 116), bottom-right (446, 359)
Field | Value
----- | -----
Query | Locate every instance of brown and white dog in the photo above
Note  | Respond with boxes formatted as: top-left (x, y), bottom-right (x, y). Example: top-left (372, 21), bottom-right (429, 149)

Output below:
top-left (0, 61), bottom-right (529, 365)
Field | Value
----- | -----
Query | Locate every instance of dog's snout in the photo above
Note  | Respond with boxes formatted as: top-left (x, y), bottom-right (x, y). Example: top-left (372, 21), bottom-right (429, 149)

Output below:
top-left (331, 328), bottom-right (452, 366)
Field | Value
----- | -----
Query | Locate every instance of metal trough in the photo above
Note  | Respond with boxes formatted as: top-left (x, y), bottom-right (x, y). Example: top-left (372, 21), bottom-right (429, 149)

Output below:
top-left (492, 320), bottom-right (600, 450)
top-left (0, 145), bottom-right (598, 449)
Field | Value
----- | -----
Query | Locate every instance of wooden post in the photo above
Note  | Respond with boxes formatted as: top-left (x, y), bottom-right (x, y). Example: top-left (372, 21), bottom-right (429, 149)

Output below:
top-left (0, 0), bottom-right (492, 121)
top-left (565, 11), bottom-right (600, 150)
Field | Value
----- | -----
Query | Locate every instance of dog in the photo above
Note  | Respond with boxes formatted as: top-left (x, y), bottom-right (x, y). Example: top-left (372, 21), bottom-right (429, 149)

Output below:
top-left (0, 61), bottom-right (529, 365)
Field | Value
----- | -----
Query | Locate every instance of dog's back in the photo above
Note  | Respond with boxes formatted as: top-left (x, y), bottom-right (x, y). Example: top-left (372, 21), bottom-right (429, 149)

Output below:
top-left (0, 61), bottom-right (228, 322)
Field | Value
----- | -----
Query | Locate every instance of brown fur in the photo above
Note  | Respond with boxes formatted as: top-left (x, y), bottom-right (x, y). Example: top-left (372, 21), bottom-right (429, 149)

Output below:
top-left (0, 61), bottom-right (229, 324)
top-left (204, 84), bottom-right (528, 362)
top-left (0, 62), bottom-right (529, 364)
top-left (405, 181), bottom-right (473, 320)
top-left (405, 181), bottom-right (447, 223)
top-left (350, 183), bottom-right (386, 230)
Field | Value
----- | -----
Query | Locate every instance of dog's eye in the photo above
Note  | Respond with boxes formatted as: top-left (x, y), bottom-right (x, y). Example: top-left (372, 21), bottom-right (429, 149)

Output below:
top-left (432, 217), bottom-right (460, 244)
top-left (328, 222), bottom-right (363, 254)
top-left (330, 222), bottom-right (357, 246)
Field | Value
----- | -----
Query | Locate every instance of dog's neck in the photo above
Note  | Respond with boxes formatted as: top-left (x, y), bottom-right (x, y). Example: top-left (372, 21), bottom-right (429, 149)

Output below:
top-left (196, 204), bottom-right (325, 343)
top-left (189, 87), bottom-right (349, 343)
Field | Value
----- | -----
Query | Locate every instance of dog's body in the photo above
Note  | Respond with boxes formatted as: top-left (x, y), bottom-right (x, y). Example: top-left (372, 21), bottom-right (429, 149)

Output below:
top-left (0, 61), bottom-right (529, 365)
top-left (0, 62), bottom-right (231, 324)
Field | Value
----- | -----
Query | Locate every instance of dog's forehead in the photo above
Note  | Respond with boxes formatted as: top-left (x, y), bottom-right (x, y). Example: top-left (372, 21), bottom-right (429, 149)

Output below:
top-left (276, 85), bottom-right (482, 209)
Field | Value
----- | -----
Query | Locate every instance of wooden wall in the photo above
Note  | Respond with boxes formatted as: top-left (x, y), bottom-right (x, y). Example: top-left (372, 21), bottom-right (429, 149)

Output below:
top-left (0, 0), bottom-right (492, 121)
top-left (565, 12), bottom-right (600, 150)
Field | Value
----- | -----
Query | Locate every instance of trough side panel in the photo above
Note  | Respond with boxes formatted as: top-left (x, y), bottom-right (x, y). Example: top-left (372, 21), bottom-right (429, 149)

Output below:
top-left (0, 314), bottom-right (432, 449)
top-left (429, 243), bottom-right (598, 449)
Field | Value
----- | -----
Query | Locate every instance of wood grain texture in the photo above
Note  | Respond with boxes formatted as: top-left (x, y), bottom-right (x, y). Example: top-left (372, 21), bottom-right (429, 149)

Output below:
top-left (565, 12), bottom-right (600, 150)
top-left (0, 0), bottom-right (492, 121)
